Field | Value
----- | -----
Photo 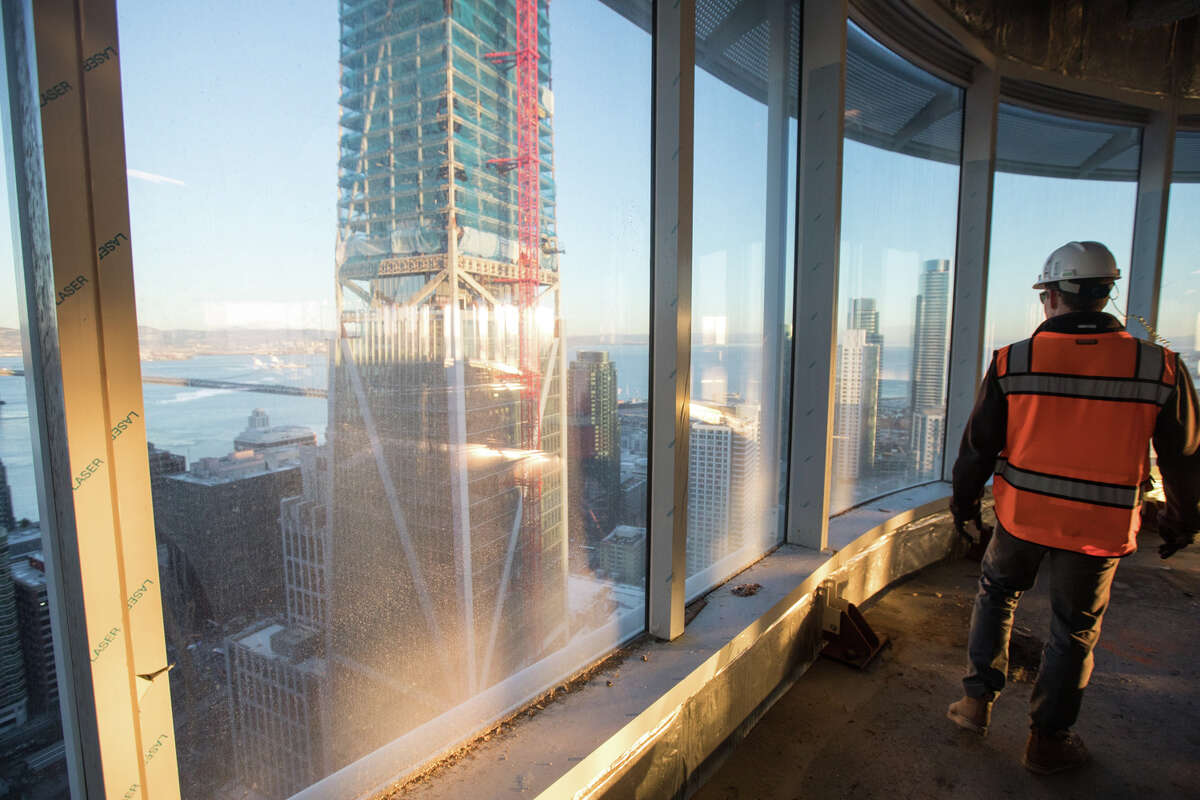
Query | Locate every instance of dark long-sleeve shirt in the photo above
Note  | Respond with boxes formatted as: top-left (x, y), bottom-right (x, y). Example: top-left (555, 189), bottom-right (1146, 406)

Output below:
top-left (951, 311), bottom-right (1200, 537)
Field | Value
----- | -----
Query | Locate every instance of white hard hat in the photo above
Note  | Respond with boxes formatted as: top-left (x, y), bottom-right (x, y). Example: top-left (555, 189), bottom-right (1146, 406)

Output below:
top-left (1033, 241), bottom-right (1120, 291)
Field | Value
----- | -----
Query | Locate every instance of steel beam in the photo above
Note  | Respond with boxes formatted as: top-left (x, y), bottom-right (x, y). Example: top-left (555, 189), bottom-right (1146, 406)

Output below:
top-left (1126, 110), bottom-right (1176, 340)
top-left (943, 65), bottom-right (999, 482)
top-left (703, 0), bottom-right (765, 56)
top-left (892, 89), bottom-right (961, 150)
top-left (481, 490), bottom-right (523, 686)
top-left (1076, 128), bottom-right (1140, 179)
top-left (648, 0), bottom-right (694, 641)
top-left (784, 0), bottom-right (848, 550)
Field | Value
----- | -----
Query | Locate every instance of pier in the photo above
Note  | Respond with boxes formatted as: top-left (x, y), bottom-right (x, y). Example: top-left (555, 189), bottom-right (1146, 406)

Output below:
top-left (0, 368), bottom-right (327, 399)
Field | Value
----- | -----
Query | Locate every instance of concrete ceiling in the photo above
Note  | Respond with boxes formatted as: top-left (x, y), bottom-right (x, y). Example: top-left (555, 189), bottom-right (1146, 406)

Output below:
top-left (933, 0), bottom-right (1200, 101)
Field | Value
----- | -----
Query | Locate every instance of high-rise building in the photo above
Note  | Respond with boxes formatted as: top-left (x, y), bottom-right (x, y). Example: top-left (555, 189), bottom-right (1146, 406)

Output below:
top-left (850, 298), bottom-right (883, 345)
top-left (688, 422), bottom-right (732, 574)
top-left (280, 446), bottom-right (331, 634)
top-left (597, 525), bottom-right (646, 588)
top-left (568, 351), bottom-right (621, 563)
top-left (154, 450), bottom-right (302, 633)
top-left (0, 459), bottom-right (14, 532)
top-left (910, 259), bottom-right (951, 476)
top-left (328, 0), bottom-right (567, 764)
top-left (832, 328), bottom-right (882, 482)
top-left (847, 298), bottom-right (883, 471)
top-left (911, 408), bottom-right (945, 477)
top-left (227, 621), bottom-right (328, 800)
top-left (146, 442), bottom-right (186, 486)
top-left (11, 553), bottom-right (56, 715)
top-left (227, 447), bottom-right (331, 800)
top-left (0, 528), bottom-right (28, 734)
top-left (686, 404), bottom-right (761, 578)
top-left (617, 402), bottom-right (649, 527)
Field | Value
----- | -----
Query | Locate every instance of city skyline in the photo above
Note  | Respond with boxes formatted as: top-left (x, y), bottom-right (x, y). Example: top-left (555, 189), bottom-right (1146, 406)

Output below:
top-left (0, 4), bottom-right (1197, 797)
top-left (831, 257), bottom-right (952, 508)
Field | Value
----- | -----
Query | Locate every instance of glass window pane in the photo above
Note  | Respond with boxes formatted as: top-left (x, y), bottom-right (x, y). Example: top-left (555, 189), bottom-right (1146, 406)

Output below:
top-left (118, 0), bottom-right (649, 795)
top-left (1159, 129), bottom-right (1200, 371)
top-left (832, 23), bottom-right (963, 513)
top-left (985, 104), bottom-right (1140, 360)
top-left (687, 1), bottom-right (799, 598)
top-left (1, 155), bottom-right (71, 797)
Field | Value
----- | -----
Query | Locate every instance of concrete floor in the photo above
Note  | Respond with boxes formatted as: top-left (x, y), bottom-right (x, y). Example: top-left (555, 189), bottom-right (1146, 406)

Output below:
top-left (694, 534), bottom-right (1200, 800)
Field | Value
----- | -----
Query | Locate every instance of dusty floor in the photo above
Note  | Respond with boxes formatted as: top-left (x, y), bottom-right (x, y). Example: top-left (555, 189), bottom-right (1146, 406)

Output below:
top-left (694, 537), bottom-right (1200, 800)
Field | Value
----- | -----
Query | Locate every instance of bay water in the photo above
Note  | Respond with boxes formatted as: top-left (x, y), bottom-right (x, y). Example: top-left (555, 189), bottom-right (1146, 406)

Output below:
top-left (1, 346), bottom-right (909, 523)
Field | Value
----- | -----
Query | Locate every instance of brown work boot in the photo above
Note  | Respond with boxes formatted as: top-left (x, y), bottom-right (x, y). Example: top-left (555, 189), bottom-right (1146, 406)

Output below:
top-left (1022, 729), bottom-right (1090, 775)
top-left (946, 695), bottom-right (993, 735)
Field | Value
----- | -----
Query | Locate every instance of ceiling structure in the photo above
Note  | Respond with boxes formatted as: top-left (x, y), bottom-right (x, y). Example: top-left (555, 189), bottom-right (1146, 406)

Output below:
top-left (597, 0), bottom-right (1200, 181)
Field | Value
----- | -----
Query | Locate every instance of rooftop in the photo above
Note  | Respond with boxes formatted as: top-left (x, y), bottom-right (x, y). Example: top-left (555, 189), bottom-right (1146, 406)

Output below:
top-left (169, 449), bottom-right (300, 486)
top-left (603, 525), bottom-right (645, 543)
top-left (233, 425), bottom-right (318, 450)
top-left (10, 552), bottom-right (46, 589)
top-left (4, 526), bottom-right (42, 559)
top-left (232, 622), bottom-right (324, 676)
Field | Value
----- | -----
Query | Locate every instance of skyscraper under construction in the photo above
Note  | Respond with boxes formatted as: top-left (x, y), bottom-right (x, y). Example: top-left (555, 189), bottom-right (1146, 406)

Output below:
top-left (328, 0), bottom-right (567, 761)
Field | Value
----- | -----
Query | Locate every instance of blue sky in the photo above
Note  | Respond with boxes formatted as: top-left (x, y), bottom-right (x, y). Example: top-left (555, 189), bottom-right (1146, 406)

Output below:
top-left (1160, 181), bottom-right (1200, 354)
top-left (986, 172), bottom-right (1138, 354)
top-left (2, 1), bottom-right (1198, 354)
top-left (840, 139), bottom-right (960, 347)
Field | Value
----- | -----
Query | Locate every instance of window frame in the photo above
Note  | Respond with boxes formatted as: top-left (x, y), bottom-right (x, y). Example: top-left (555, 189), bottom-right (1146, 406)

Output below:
top-left (1, 0), bottom-right (1190, 796)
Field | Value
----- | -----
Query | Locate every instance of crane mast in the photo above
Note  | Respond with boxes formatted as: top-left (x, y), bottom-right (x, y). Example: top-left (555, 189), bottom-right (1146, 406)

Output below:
top-left (486, 0), bottom-right (544, 602)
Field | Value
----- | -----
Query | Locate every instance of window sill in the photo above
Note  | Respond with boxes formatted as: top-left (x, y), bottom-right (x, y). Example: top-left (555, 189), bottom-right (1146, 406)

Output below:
top-left (300, 482), bottom-right (956, 800)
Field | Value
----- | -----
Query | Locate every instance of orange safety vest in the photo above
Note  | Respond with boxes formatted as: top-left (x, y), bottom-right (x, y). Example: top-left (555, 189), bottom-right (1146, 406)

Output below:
top-left (993, 330), bottom-right (1177, 556)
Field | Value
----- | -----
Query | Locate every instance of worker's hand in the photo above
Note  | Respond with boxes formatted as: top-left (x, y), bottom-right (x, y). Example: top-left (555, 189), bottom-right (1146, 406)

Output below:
top-left (1159, 524), bottom-right (1195, 559)
top-left (956, 515), bottom-right (993, 545)
top-left (950, 500), bottom-right (990, 544)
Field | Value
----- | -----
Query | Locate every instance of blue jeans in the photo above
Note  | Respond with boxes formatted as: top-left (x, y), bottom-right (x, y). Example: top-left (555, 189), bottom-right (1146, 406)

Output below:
top-left (963, 524), bottom-right (1120, 732)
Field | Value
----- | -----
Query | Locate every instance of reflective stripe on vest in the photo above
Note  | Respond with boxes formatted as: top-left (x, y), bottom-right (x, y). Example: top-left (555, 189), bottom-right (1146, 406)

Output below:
top-left (991, 330), bottom-right (1178, 556)
top-left (995, 457), bottom-right (1141, 510)
top-left (998, 373), bottom-right (1173, 405)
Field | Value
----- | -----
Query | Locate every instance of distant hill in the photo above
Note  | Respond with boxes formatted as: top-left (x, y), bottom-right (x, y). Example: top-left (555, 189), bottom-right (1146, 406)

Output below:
top-left (138, 327), bottom-right (334, 359)
top-left (0, 326), bottom-right (335, 360)
top-left (0, 327), bottom-right (20, 357)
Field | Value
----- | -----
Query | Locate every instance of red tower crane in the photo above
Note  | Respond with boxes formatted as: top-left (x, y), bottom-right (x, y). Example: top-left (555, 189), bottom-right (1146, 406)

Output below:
top-left (486, 0), bottom-right (544, 611)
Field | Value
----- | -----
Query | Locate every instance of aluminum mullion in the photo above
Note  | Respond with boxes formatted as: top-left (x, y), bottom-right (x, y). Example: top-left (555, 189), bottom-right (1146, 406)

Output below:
top-left (943, 65), bottom-right (998, 482)
top-left (1, 1), bottom-right (95, 794)
top-left (1126, 109), bottom-right (1176, 341)
top-left (759, 0), bottom-right (792, 546)
top-left (785, 0), bottom-right (847, 550)
top-left (648, 0), bottom-right (694, 641)
top-left (25, 0), bottom-right (179, 795)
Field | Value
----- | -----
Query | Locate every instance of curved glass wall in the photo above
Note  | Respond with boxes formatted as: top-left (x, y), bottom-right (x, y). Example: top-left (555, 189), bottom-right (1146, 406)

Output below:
top-left (832, 23), bottom-right (963, 513)
top-left (687, 1), bottom-right (799, 597)
top-left (117, 0), bottom-right (650, 796)
top-left (1159, 129), bottom-right (1200, 373)
top-left (984, 105), bottom-right (1140, 361)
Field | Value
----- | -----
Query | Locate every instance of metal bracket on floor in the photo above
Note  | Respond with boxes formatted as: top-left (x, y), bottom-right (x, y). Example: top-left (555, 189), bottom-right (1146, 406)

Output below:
top-left (818, 580), bottom-right (889, 669)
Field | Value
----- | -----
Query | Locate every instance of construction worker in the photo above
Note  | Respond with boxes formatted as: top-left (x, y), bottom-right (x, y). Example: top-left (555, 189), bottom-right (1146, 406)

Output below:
top-left (945, 241), bottom-right (1200, 774)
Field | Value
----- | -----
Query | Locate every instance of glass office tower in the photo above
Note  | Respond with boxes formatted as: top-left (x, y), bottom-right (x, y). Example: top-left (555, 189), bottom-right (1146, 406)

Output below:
top-left (328, 0), bottom-right (567, 764)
